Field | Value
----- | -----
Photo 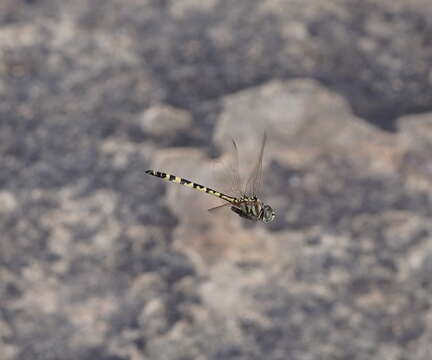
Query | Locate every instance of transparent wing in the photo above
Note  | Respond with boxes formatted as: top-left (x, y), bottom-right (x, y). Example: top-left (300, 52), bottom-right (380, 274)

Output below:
top-left (230, 139), bottom-right (244, 197)
top-left (212, 139), bottom-right (244, 198)
top-left (245, 133), bottom-right (267, 197)
top-left (207, 140), bottom-right (244, 216)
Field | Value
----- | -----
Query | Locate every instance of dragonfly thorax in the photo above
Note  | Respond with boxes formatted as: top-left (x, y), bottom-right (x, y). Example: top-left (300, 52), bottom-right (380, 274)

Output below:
top-left (231, 196), bottom-right (275, 223)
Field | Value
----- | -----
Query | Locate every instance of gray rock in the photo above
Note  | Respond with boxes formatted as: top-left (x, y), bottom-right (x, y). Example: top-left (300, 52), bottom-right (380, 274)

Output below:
top-left (2, 1), bottom-right (432, 360)
top-left (139, 104), bottom-right (192, 138)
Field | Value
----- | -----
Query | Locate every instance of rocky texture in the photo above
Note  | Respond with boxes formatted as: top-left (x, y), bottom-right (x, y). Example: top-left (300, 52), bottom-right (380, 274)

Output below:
top-left (2, 1), bottom-right (432, 360)
top-left (139, 104), bottom-right (192, 139)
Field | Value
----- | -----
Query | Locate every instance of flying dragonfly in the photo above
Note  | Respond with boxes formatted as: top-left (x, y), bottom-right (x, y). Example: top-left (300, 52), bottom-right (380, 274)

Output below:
top-left (145, 134), bottom-right (275, 223)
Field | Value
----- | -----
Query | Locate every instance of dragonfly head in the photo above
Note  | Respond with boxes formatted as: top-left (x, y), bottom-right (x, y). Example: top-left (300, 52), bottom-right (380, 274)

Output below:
top-left (260, 204), bottom-right (275, 223)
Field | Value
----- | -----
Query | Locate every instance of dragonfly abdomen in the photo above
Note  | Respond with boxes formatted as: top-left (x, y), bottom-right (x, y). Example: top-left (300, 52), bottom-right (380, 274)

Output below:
top-left (145, 170), bottom-right (236, 203)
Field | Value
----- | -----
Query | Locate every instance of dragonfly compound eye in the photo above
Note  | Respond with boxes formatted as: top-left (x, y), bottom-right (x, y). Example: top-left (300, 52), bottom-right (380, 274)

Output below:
top-left (261, 204), bottom-right (275, 223)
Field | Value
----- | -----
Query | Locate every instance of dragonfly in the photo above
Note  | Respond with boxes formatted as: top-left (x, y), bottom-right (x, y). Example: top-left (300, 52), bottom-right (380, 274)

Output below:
top-left (145, 134), bottom-right (275, 223)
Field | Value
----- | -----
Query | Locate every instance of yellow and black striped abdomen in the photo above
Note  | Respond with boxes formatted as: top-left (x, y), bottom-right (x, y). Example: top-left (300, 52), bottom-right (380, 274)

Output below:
top-left (145, 170), bottom-right (236, 203)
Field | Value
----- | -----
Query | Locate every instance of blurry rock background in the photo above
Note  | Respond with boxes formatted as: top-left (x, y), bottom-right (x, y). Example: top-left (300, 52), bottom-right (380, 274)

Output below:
top-left (2, 0), bottom-right (432, 359)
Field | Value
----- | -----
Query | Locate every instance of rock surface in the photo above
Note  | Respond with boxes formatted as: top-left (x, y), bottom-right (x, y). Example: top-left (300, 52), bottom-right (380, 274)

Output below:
top-left (2, 1), bottom-right (432, 360)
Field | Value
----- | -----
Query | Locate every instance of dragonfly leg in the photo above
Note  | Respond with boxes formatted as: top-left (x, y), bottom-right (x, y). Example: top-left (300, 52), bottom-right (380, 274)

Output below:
top-left (208, 203), bottom-right (232, 212)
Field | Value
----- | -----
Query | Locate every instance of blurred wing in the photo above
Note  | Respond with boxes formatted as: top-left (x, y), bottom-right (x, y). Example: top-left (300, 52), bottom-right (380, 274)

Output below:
top-left (213, 139), bottom-right (244, 197)
top-left (245, 133), bottom-right (267, 197)
top-left (230, 139), bottom-right (244, 196)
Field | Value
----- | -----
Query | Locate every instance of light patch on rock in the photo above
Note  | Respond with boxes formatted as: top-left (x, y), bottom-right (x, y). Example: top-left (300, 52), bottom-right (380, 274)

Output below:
top-left (397, 113), bottom-right (432, 191)
top-left (140, 104), bottom-right (192, 137)
top-left (0, 191), bottom-right (17, 214)
top-left (398, 112), bottom-right (432, 145)
top-left (69, 296), bottom-right (117, 348)
top-left (200, 262), bottom-right (271, 333)
top-left (215, 78), bottom-right (397, 173)
top-left (169, 0), bottom-right (219, 18)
